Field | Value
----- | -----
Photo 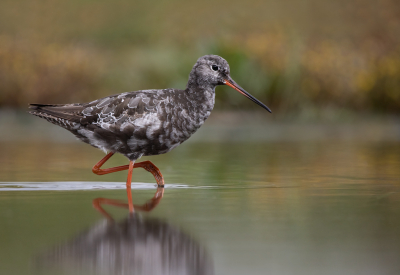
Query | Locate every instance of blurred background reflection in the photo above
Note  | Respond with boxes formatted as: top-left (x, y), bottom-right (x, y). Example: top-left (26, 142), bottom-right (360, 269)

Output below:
top-left (37, 188), bottom-right (213, 275)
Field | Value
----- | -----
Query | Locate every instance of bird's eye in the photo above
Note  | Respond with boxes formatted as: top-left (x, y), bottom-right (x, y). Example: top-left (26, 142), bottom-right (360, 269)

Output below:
top-left (211, 65), bottom-right (219, 71)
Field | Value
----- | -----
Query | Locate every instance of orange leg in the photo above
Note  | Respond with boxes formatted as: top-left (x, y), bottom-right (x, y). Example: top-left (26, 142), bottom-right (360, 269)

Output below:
top-left (126, 160), bottom-right (134, 212)
top-left (91, 152), bottom-right (165, 213)
top-left (92, 152), bottom-right (165, 186)
top-left (92, 152), bottom-right (129, 175)
top-left (133, 161), bottom-right (165, 187)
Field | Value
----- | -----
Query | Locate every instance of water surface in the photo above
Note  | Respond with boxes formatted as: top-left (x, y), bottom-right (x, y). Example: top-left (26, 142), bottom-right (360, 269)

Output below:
top-left (1, 113), bottom-right (400, 275)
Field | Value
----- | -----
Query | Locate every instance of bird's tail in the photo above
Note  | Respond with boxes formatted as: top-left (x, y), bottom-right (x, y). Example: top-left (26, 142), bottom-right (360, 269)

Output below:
top-left (29, 103), bottom-right (83, 128)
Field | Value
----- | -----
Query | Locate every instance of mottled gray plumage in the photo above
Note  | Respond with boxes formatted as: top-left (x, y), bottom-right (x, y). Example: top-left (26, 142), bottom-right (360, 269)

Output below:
top-left (29, 55), bottom-right (271, 161)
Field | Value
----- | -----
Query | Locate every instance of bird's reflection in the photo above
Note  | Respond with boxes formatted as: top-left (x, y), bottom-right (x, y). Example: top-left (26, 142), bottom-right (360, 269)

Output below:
top-left (38, 187), bottom-right (214, 275)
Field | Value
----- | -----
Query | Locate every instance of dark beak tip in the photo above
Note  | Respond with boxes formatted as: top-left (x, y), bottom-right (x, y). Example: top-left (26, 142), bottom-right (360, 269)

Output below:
top-left (224, 78), bottom-right (272, 114)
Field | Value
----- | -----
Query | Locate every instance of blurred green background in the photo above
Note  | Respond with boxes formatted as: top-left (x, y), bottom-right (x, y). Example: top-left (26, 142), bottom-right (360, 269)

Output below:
top-left (1, 0), bottom-right (399, 116)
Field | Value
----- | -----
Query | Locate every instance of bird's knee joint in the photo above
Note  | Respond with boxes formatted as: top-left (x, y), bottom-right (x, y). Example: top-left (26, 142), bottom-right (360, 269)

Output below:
top-left (92, 167), bottom-right (101, 175)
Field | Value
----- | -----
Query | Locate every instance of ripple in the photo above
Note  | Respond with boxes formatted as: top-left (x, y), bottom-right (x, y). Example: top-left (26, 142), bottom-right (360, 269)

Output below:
top-left (0, 181), bottom-right (282, 191)
top-left (0, 181), bottom-right (189, 191)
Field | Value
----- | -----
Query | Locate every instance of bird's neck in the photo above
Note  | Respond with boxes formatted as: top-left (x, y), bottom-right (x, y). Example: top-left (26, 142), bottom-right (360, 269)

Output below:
top-left (178, 86), bottom-right (215, 135)
top-left (185, 85), bottom-right (215, 111)
top-left (186, 74), bottom-right (216, 104)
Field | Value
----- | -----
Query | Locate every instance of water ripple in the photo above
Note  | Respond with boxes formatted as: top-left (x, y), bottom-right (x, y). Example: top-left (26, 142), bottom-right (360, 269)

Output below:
top-left (0, 181), bottom-right (188, 191)
top-left (0, 181), bottom-right (281, 191)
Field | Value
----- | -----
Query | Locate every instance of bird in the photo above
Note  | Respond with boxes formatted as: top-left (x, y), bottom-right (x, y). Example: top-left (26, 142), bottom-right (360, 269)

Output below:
top-left (29, 55), bottom-right (271, 211)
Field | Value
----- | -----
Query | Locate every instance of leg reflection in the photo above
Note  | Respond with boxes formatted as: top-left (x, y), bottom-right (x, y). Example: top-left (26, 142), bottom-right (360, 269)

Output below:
top-left (92, 187), bottom-right (164, 220)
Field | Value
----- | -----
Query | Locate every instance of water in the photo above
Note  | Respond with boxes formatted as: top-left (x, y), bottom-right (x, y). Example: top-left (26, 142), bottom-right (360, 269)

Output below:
top-left (1, 112), bottom-right (400, 275)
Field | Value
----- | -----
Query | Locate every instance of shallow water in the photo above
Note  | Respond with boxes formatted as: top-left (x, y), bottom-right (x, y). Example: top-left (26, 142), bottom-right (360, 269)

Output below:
top-left (1, 114), bottom-right (400, 275)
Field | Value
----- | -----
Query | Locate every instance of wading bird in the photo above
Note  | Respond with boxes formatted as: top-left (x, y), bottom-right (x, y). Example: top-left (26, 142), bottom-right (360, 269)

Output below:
top-left (29, 55), bottom-right (271, 211)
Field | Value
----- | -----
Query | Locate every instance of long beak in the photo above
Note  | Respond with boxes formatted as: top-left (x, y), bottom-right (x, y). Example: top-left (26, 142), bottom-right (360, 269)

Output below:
top-left (224, 77), bottom-right (272, 113)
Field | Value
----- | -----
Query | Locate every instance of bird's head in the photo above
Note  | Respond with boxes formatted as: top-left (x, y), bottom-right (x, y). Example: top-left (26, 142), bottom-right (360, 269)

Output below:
top-left (188, 55), bottom-right (272, 113)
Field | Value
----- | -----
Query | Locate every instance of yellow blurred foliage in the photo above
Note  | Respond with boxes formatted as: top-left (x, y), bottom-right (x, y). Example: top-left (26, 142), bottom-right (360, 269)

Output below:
top-left (0, 30), bottom-right (399, 112)
top-left (0, 35), bottom-right (105, 107)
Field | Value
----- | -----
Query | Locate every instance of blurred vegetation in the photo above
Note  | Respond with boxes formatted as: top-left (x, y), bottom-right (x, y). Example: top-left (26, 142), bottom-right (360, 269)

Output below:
top-left (0, 0), bottom-right (399, 114)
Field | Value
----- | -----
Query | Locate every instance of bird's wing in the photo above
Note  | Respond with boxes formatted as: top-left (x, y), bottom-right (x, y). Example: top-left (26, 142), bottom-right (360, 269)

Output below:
top-left (29, 90), bottom-right (168, 130)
